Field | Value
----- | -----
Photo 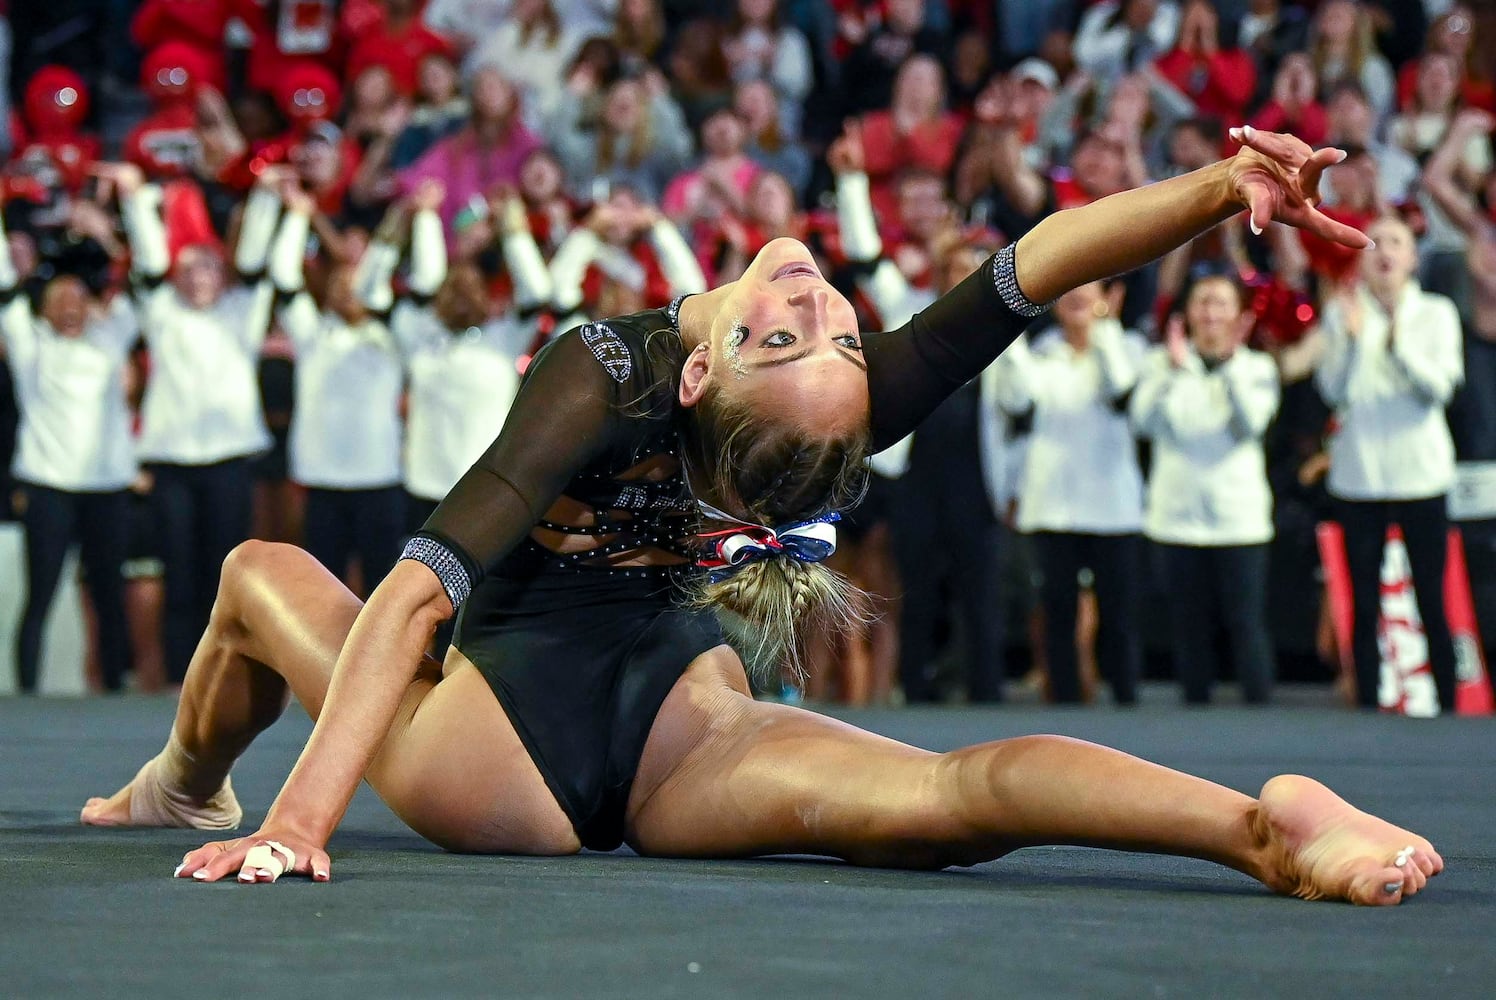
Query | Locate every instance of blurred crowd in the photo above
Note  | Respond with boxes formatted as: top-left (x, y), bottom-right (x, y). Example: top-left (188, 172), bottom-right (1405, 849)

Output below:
top-left (1, 0), bottom-right (1492, 710)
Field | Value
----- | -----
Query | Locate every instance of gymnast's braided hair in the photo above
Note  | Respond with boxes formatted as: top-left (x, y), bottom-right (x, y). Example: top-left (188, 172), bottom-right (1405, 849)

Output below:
top-left (677, 380), bottom-right (872, 680)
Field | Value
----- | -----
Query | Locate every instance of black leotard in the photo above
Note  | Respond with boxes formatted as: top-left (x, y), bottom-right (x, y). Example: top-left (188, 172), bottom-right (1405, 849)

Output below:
top-left (403, 243), bottom-right (1045, 850)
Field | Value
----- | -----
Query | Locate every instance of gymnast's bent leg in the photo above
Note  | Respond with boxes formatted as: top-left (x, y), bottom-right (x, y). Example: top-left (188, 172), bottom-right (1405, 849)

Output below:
top-left (81, 540), bottom-right (579, 855)
top-left (628, 649), bottom-right (1441, 906)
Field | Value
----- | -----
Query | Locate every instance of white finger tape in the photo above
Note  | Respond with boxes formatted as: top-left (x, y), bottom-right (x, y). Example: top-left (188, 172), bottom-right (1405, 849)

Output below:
top-left (265, 840), bottom-right (297, 873)
top-left (244, 841), bottom-right (295, 879)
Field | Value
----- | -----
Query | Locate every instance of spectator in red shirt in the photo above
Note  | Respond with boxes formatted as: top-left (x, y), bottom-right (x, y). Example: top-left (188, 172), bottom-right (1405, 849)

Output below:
top-left (130, 0), bottom-right (232, 93)
top-left (11, 67), bottom-right (100, 197)
top-left (1251, 52), bottom-right (1328, 149)
top-left (662, 107), bottom-right (762, 253)
top-left (1298, 144), bottom-right (1379, 287)
top-left (346, 0), bottom-right (454, 96)
top-left (516, 147), bottom-right (578, 256)
top-left (859, 55), bottom-right (965, 221)
top-left (1153, 0), bottom-right (1256, 123)
top-left (234, 0), bottom-right (346, 99)
top-left (1395, 6), bottom-right (1496, 115)
top-left (274, 62), bottom-right (345, 137)
top-left (290, 123), bottom-right (358, 220)
top-left (126, 43), bottom-right (216, 180)
top-left (709, 170), bottom-right (809, 281)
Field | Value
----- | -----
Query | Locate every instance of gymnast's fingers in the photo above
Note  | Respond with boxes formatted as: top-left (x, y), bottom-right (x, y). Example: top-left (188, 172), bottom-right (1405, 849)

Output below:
top-left (308, 846), bottom-right (333, 883)
top-left (174, 839), bottom-right (241, 879)
top-left (1297, 146), bottom-right (1347, 206)
top-left (1229, 125), bottom-right (1305, 168)
top-left (1296, 203), bottom-right (1374, 249)
top-left (239, 842), bottom-right (288, 883)
top-left (233, 838), bottom-right (331, 883)
top-left (1239, 178), bottom-right (1277, 238)
top-left (190, 841), bottom-right (254, 883)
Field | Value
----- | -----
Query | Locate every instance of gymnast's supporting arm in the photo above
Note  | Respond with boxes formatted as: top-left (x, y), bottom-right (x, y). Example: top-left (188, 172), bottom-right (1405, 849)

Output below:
top-left (261, 562), bottom-right (453, 848)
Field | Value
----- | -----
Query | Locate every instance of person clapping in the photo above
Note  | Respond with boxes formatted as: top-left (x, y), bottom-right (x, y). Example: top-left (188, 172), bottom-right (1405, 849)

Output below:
top-left (1132, 275), bottom-right (1282, 704)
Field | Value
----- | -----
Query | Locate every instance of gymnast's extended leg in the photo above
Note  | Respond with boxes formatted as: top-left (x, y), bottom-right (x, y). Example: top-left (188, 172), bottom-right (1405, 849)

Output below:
top-left (81, 540), bottom-right (578, 856)
top-left (627, 651), bottom-right (1441, 906)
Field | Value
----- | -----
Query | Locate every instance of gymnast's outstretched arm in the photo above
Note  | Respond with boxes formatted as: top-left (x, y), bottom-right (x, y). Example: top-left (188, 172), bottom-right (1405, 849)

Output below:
top-left (860, 127), bottom-right (1366, 448)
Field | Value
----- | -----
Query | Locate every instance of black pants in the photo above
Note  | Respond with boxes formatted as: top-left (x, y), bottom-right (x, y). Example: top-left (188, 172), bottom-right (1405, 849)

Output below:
top-left (1338, 496), bottom-right (1458, 712)
top-left (1031, 531), bottom-right (1142, 705)
top-left (894, 513), bottom-right (1008, 703)
top-left (1153, 542), bottom-right (1275, 704)
top-left (15, 485), bottom-right (131, 692)
top-left (302, 486), bottom-right (406, 591)
top-left (150, 459), bottom-right (254, 684)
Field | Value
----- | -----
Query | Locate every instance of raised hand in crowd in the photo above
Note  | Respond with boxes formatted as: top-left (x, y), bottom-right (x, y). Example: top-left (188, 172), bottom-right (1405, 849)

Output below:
top-left (279, 178), bottom-right (318, 219)
top-left (1272, 53), bottom-right (1318, 113)
top-left (826, 121), bottom-right (866, 175)
top-left (1176, 0), bottom-right (1219, 57)
top-left (195, 87), bottom-right (248, 179)
top-left (66, 200), bottom-right (126, 261)
top-left (411, 178), bottom-right (448, 215)
top-left (1444, 108), bottom-right (1496, 158)
top-left (90, 162), bottom-right (147, 199)
top-left (1166, 313), bottom-right (1190, 368)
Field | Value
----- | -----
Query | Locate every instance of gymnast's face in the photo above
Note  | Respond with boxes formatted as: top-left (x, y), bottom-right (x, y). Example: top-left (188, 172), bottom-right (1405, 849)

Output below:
top-left (680, 237), bottom-right (869, 437)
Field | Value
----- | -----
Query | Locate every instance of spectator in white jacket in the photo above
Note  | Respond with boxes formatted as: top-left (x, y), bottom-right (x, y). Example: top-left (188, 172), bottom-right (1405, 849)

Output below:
top-left (268, 177), bottom-right (408, 595)
top-left (107, 162), bottom-right (278, 685)
top-left (1132, 274), bottom-right (1281, 704)
top-left (0, 213), bottom-right (137, 693)
top-left (358, 181), bottom-right (551, 530)
top-left (997, 281), bottom-right (1146, 704)
top-left (1314, 216), bottom-right (1464, 713)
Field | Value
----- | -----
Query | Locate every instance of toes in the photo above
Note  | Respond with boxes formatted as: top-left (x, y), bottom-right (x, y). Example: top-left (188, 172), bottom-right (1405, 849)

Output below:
top-left (1353, 865), bottom-right (1409, 906)
top-left (80, 798), bottom-right (118, 826)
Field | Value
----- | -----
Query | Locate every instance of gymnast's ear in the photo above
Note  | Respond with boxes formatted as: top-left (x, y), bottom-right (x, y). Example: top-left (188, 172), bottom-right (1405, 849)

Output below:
top-left (678, 341), bottom-right (712, 409)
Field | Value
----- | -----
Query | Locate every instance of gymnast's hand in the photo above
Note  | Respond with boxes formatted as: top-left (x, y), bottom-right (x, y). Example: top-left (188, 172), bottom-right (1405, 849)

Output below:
top-left (1224, 124), bottom-right (1372, 249)
top-left (174, 828), bottom-right (332, 885)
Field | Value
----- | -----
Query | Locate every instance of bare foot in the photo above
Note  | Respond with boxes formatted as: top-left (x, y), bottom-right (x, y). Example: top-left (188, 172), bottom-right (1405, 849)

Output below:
top-left (1253, 774), bottom-right (1443, 906)
top-left (81, 756), bottom-right (242, 830)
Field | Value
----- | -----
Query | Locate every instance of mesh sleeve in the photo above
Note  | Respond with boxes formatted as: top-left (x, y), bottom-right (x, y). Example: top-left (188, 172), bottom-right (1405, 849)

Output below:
top-left (861, 242), bottom-right (1047, 450)
top-left (401, 327), bottom-right (623, 607)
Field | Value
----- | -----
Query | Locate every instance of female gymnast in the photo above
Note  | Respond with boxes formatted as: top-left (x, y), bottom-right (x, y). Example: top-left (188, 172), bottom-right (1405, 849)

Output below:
top-left (83, 127), bottom-right (1440, 905)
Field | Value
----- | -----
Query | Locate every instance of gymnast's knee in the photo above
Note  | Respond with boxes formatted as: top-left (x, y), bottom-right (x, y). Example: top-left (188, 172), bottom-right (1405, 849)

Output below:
top-left (211, 541), bottom-right (310, 633)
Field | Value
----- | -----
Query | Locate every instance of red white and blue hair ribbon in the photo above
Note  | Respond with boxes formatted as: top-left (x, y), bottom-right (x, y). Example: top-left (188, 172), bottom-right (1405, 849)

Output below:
top-left (696, 501), bottom-right (839, 582)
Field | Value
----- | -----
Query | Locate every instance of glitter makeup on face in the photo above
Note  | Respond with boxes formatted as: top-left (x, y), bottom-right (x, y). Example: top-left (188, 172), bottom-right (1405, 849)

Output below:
top-left (724, 321), bottom-right (750, 379)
